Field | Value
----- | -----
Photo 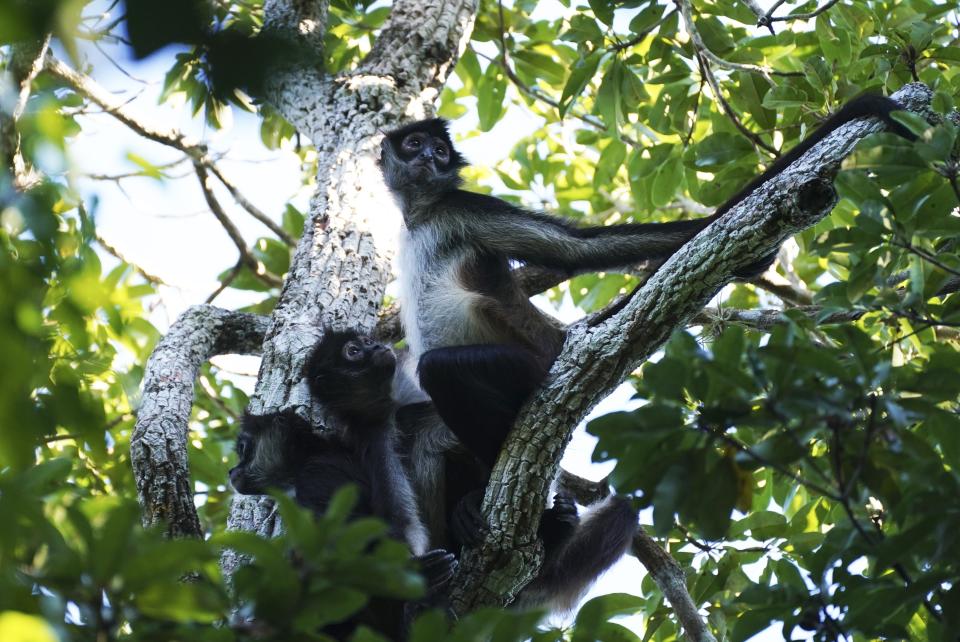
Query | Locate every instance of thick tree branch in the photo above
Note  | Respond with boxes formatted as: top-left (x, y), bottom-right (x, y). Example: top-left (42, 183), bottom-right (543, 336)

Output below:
top-left (131, 306), bottom-right (268, 537)
top-left (361, 0), bottom-right (477, 97)
top-left (451, 84), bottom-right (934, 622)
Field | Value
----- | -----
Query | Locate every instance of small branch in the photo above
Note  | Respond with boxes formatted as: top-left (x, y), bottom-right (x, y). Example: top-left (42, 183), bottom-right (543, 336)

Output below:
top-left (693, 53), bottom-right (778, 156)
top-left (206, 163), bottom-right (296, 245)
top-left (632, 529), bottom-right (718, 642)
top-left (763, 0), bottom-right (843, 26)
top-left (46, 56), bottom-right (205, 156)
top-left (193, 162), bottom-right (284, 288)
top-left (891, 237), bottom-right (960, 278)
top-left (131, 306), bottom-right (268, 537)
top-left (690, 305), bottom-right (863, 331)
top-left (675, 0), bottom-right (801, 77)
top-left (205, 260), bottom-right (245, 304)
top-left (698, 422), bottom-right (843, 501)
top-left (2, 36), bottom-right (51, 190)
top-left (753, 272), bottom-right (814, 305)
top-left (48, 56), bottom-right (294, 243)
top-left (96, 234), bottom-right (167, 286)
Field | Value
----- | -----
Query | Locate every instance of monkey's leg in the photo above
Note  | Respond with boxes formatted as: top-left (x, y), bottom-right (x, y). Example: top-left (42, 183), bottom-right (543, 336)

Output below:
top-left (418, 344), bottom-right (546, 468)
top-left (519, 495), bottom-right (638, 611)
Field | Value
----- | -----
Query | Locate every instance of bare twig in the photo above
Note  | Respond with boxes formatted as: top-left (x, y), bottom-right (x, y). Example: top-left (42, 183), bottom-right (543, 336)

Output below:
top-left (693, 53), bottom-right (778, 156)
top-left (206, 163), bottom-right (296, 245)
top-left (762, 0), bottom-right (843, 27)
top-left (675, 0), bottom-right (801, 77)
top-left (698, 422), bottom-right (843, 501)
top-left (96, 234), bottom-right (167, 286)
top-left (206, 260), bottom-right (246, 304)
top-left (46, 56), bottom-right (293, 244)
top-left (193, 162), bottom-right (284, 288)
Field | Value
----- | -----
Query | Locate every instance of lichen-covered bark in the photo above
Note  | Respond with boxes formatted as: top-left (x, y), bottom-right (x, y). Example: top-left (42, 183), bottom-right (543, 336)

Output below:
top-left (130, 306), bottom-right (268, 537)
top-left (450, 82), bottom-right (935, 613)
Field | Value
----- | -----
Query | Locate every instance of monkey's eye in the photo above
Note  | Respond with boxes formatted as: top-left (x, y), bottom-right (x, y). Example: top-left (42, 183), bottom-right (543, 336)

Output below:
top-left (434, 143), bottom-right (448, 162)
top-left (236, 438), bottom-right (248, 458)
top-left (361, 337), bottom-right (374, 347)
top-left (402, 134), bottom-right (422, 153)
top-left (343, 341), bottom-right (364, 361)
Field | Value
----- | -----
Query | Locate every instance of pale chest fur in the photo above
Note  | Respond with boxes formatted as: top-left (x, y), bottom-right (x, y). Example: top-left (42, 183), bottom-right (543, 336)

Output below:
top-left (397, 226), bottom-right (500, 359)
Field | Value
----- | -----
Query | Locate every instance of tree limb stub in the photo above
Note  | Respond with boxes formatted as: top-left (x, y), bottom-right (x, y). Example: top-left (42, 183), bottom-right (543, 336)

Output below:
top-left (451, 83), bottom-right (933, 615)
top-left (131, 306), bottom-right (268, 538)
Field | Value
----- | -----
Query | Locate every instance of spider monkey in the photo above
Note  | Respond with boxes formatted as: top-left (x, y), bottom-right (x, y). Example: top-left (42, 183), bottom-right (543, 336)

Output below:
top-left (379, 96), bottom-right (916, 467)
top-left (230, 331), bottom-right (456, 638)
top-left (393, 375), bottom-right (638, 612)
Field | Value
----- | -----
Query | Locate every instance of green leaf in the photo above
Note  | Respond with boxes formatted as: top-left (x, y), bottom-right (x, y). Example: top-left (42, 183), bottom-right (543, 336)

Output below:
top-left (596, 59), bottom-right (624, 132)
top-left (477, 65), bottom-right (507, 131)
top-left (560, 52), bottom-right (602, 117)
top-left (573, 593), bottom-right (645, 641)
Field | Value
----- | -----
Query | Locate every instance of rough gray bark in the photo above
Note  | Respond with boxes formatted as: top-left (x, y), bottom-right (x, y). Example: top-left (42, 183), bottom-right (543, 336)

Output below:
top-left (221, 0), bottom-right (478, 573)
top-left (130, 306), bottom-right (268, 537)
top-left (449, 83), bottom-right (935, 617)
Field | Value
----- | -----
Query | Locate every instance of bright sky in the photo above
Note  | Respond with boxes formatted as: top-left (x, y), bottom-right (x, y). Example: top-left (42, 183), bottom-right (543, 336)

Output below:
top-left (64, 1), bottom-right (812, 639)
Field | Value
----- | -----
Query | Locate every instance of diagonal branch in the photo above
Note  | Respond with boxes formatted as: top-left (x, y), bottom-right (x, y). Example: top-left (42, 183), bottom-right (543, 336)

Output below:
top-left (131, 306), bottom-right (269, 537)
top-left (451, 83), bottom-right (934, 620)
top-left (46, 56), bottom-right (293, 244)
top-left (205, 162), bottom-right (295, 245)
top-left (193, 161), bottom-right (284, 288)
top-left (675, 0), bottom-right (801, 78)
top-left (96, 233), bottom-right (167, 286)
top-left (2, 36), bottom-right (52, 190)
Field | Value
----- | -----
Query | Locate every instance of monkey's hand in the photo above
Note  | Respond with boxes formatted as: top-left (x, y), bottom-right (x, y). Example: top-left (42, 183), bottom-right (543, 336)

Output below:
top-left (415, 548), bottom-right (458, 596)
top-left (539, 493), bottom-right (579, 553)
top-left (450, 488), bottom-right (487, 549)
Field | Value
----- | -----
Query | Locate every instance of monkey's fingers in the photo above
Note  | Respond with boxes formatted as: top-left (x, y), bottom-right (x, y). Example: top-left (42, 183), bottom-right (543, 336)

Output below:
top-left (549, 493), bottom-right (579, 525)
top-left (418, 549), bottom-right (458, 589)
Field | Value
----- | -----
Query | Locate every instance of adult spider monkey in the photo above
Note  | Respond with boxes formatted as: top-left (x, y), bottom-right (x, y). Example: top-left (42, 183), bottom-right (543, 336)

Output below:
top-left (379, 96), bottom-right (915, 466)
top-left (230, 331), bottom-right (456, 638)
top-left (393, 397), bottom-right (638, 611)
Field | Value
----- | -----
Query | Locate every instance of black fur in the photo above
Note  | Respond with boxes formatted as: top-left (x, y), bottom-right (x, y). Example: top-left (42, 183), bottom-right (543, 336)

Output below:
top-left (383, 94), bottom-right (917, 462)
top-left (393, 400), bottom-right (639, 612)
top-left (378, 96), bottom-right (913, 610)
top-left (231, 331), bottom-right (458, 639)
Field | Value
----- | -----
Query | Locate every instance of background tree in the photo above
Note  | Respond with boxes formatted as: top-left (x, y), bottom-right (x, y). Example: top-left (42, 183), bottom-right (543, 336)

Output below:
top-left (1, 0), bottom-right (957, 641)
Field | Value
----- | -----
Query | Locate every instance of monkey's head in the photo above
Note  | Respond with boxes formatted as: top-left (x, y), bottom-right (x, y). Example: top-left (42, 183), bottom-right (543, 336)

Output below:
top-left (229, 410), bottom-right (316, 495)
top-left (379, 118), bottom-right (466, 201)
top-left (306, 330), bottom-right (398, 426)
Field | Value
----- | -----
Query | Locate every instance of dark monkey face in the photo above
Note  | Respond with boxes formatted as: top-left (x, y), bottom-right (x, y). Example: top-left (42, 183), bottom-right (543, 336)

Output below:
top-left (230, 411), bottom-right (312, 495)
top-left (379, 118), bottom-right (466, 198)
top-left (306, 330), bottom-right (398, 424)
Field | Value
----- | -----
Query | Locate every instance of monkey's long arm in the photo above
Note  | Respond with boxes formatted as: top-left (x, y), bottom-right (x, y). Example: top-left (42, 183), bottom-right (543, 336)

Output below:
top-left (445, 94), bottom-right (913, 272)
top-left (445, 191), bottom-right (713, 271)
